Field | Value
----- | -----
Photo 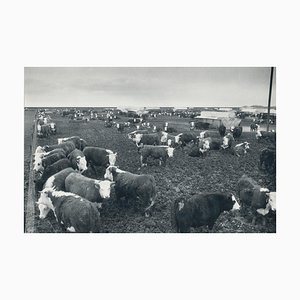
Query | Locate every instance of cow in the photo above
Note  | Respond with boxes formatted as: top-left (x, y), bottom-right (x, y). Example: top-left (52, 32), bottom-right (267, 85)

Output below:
top-left (43, 167), bottom-right (76, 191)
top-left (188, 145), bottom-right (201, 157)
top-left (49, 122), bottom-right (57, 134)
top-left (134, 133), bottom-right (161, 146)
top-left (195, 122), bottom-right (210, 130)
top-left (230, 126), bottom-right (242, 140)
top-left (139, 145), bottom-right (174, 166)
top-left (199, 137), bottom-right (224, 153)
top-left (57, 136), bottom-right (87, 151)
top-left (104, 166), bottom-right (156, 215)
top-left (237, 174), bottom-right (270, 225)
top-left (233, 142), bottom-right (250, 157)
top-left (38, 124), bottom-right (51, 138)
top-left (190, 121), bottom-right (195, 130)
top-left (34, 158), bottom-right (72, 191)
top-left (221, 133), bottom-right (235, 150)
top-left (39, 152), bottom-right (67, 171)
top-left (218, 125), bottom-right (226, 137)
top-left (43, 141), bottom-right (76, 156)
top-left (36, 188), bottom-right (101, 233)
top-left (198, 131), bottom-right (209, 139)
top-left (65, 172), bottom-right (114, 207)
top-left (166, 134), bottom-right (178, 147)
top-left (250, 123), bottom-right (258, 131)
top-left (116, 123), bottom-right (125, 132)
top-left (83, 146), bottom-right (117, 168)
top-left (127, 130), bottom-right (149, 140)
top-left (171, 192), bottom-right (240, 232)
top-left (256, 130), bottom-right (276, 144)
top-left (67, 149), bottom-right (88, 173)
top-left (176, 133), bottom-right (198, 148)
top-left (259, 147), bottom-right (276, 173)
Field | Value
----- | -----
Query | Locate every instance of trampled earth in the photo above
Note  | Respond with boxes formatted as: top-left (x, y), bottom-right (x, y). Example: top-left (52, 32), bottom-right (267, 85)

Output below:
top-left (24, 110), bottom-right (276, 233)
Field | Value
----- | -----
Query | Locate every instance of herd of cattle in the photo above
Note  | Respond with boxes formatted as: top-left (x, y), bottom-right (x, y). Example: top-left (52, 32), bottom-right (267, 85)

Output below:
top-left (31, 112), bottom-right (276, 233)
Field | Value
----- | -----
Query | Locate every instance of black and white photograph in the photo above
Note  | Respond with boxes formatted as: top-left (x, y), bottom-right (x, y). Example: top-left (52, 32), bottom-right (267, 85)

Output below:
top-left (2, 1), bottom-right (299, 300)
top-left (24, 67), bottom-right (276, 233)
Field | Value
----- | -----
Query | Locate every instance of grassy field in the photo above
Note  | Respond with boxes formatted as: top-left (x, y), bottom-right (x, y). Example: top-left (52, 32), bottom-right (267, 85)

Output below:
top-left (24, 110), bottom-right (276, 233)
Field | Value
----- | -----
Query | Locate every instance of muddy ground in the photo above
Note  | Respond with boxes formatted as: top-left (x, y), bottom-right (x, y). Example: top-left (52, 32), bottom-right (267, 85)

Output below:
top-left (24, 110), bottom-right (276, 233)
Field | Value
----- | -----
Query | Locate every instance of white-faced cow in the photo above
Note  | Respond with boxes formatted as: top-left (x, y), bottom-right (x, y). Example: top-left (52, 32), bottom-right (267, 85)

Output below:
top-left (44, 141), bottom-right (76, 156)
top-left (34, 158), bottom-right (72, 192)
top-left (65, 172), bottom-right (114, 207)
top-left (140, 145), bottom-right (174, 166)
top-left (172, 192), bottom-right (240, 232)
top-left (43, 167), bottom-right (76, 191)
top-left (67, 149), bottom-right (88, 173)
top-left (237, 174), bottom-right (270, 225)
top-left (36, 188), bottom-right (101, 233)
top-left (83, 146), bottom-right (117, 168)
top-left (104, 166), bottom-right (156, 215)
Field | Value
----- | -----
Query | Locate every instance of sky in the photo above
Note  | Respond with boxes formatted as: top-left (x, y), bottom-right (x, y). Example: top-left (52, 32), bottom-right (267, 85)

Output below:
top-left (24, 67), bottom-right (276, 108)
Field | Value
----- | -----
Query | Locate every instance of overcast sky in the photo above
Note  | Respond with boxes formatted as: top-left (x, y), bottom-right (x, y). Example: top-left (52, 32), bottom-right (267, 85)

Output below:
top-left (24, 67), bottom-right (276, 107)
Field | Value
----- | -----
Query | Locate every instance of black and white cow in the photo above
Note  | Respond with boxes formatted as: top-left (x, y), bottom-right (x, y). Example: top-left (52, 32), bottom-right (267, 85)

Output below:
top-left (250, 123), bottom-right (258, 131)
top-left (104, 166), bottom-right (156, 215)
top-left (233, 142), bottom-right (250, 157)
top-left (230, 126), bottom-right (243, 140)
top-left (172, 192), bottom-right (240, 232)
top-left (176, 133), bottom-right (198, 148)
top-left (139, 145), bottom-right (175, 166)
top-left (221, 133), bottom-right (235, 150)
top-left (259, 147), bottom-right (276, 173)
top-left (36, 188), bottom-right (101, 233)
top-left (49, 122), bottom-right (57, 134)
top-left (40, 152), bottom-right (67, 171)
top-left (38, 124), bottom-right (51, 138)
top-left (83, 146), bottom-right (117, 168)
top-left (65, 172), bottom-right (114, 206)
top-left (237, 174), bottom-right (270, 225)
top-left (116, 123), bottom-right (125, 132)
top-left (134, 133), bottom-right (161, 146)
top-left (218, 124), bottom-right (226, 137)
top-left (34, 158), bottom-right (72, 191)
top-left (67, 149), bottom-right (88, 173)
top-left (43, 167), bottom-right (76, 191)
top-left (256, 130), bottom-right (276, 144)
top-left (57, 136), bottom-right (87, 151)
top-left (44, 141), bottom-right (76, 156)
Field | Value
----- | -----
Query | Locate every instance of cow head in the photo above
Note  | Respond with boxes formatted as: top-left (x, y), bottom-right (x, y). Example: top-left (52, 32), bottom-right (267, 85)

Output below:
top-left (230, 194), bottom-right (241, 211)
top-left (107, 151), bottom-right (117, 166)
top-left (33, 156), bottom-right (44, 172)
top-left (256, 130), bottom-right (262, 139)
top-left (199, 131), bottom-right (207, 139)
top-left (95, 180), bottom-right (114, 199)
top-left (161, 132), bottom-right (168, 143)
top-left (76, 156), bottom-right (88, 173)
top-left (36, 189), bottom-right (55, 219)
top-left (50, 123), bottom-right (55, 129)
top-left (134, 133), bottom-right (143, 145)
top-left (167, 147), bottom-right (175, 157)
top-left (174, 133), bottom-right (182, 144)
top-left (104, 166), bottom-right (114, 181)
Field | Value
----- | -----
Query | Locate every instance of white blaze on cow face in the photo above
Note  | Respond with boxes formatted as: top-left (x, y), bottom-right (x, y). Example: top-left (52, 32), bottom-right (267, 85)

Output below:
top-left (107, 152), bottom-right (117, 166)
top-left (37, 124), bottom-right (41, 132)
top-left (57, 138), bottom-right (63, 144)
top-left (104, 167), bottom-right (113, 181)
top-left (134, 133), bottom-right (143, 144)
top-left (256, 130), bottom-right (262, 139)
top-left (199, 131), bottom-right (206, 139)
top-left (167, 147), bottom-right (174, 157)
top-left (96, 180), bottom-right (113, 199)
top-left (50, 123), bottom-right (55, 129)
top-left (161, 132), bottom-right (168, 143)
top-left (36, 191), bottom-right (55, 219)
top-left (35, 146), bottom-right (44, 154)
top-left (116, 123), bottom-right (120, 128)
top-left (231, 194), bottom-right (240, 210)
top-left (175, 134), bottom-right (182, 144)
top-left (167, 139), bottom-right (172, 147)
top-left (33, 157), bottom-right (43, 172)
top-left (136, 125), bottom-right (140, 130)
top-left (76, 156), bottom-right (88, 172)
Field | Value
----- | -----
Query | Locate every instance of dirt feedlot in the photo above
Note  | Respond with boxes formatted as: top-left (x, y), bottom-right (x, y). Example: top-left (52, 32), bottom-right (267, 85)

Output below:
top-left (24, 110), bottom-right (276, 233)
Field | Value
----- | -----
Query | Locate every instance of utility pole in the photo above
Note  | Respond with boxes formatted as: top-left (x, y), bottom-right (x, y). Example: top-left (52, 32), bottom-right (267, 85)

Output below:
top-left (267, 67), bottom-right (274, 132)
